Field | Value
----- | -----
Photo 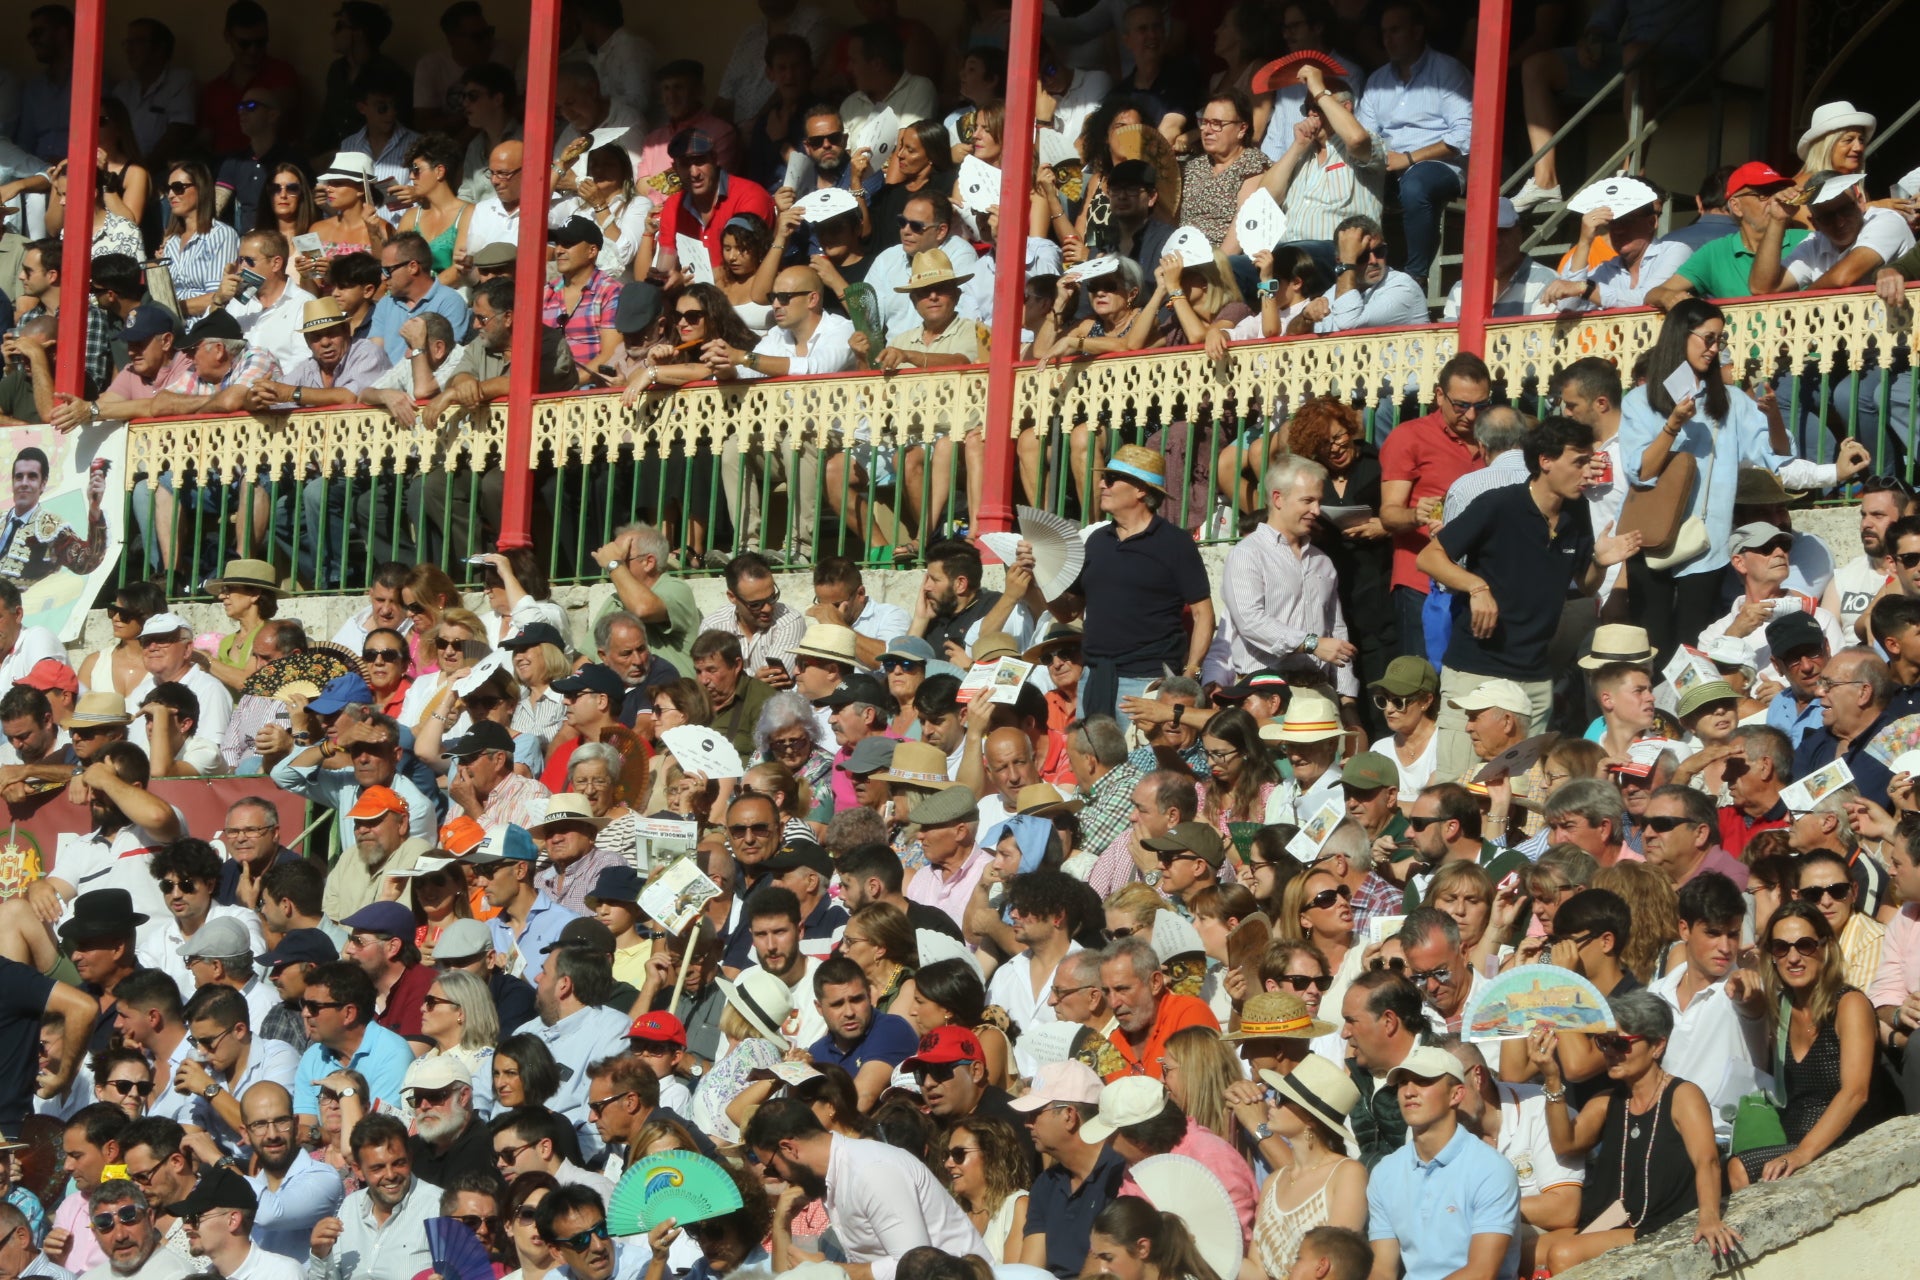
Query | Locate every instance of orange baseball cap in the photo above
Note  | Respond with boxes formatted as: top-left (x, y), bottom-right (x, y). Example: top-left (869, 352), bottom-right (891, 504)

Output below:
top-left (439, 814), bottom-right (487, 855)
top-left (347, 786), bottom-right (408, 820)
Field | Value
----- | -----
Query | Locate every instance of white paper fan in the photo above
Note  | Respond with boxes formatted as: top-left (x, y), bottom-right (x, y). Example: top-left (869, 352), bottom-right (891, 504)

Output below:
top-left (661, 724), bottom-right (743, 779)
top-left (1166, 224), bottom-right (1214, 268)
top-left (794, 187), bottom-right (859, 223)
top-left (957, 154), bottom-right (1002, 214)
top-left (1017, 505), bottom-right (1085, 601)
top-left (1234, 187), bottom-right (1288, 253)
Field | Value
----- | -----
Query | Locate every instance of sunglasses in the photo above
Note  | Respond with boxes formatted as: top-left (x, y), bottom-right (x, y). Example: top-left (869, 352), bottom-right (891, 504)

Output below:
top-left (727, 822), bottom-right (774, 837)
top-left (436, 637), bottom-right (467, 651)
top-left (912, 1061), bottom-right (970, 1084)
top-left (1406, 815), bottom-right (1444, 831)
top-left (1767, 936), bottom-right (1824, 958)
top-left (1545, 931), bottom-right (1595, 949)
top-left (1307, 885), bottom-right (1352, 910)
top-left (1371, 692), bottom-right (1411, 710)
top-left (166, 181), bottom-right (193, 196)
top-left (1408, 964), bottom-right (1453, 987)
top-left (943, 1146), bottom-right (979, 1164)
top-left (586, 1091), bottom-right (636, 1116)
top-left (406, 1085), bottom-right (460, 1107)
top-left (1103, 926), bottom-right (1136, 941)
top-left (896, 216), bottom-right (932, 233)
top-left (91, 1207), bottom-right (146, 1231)
top-left (104, 1078), bottom-right (154, 1097)
top-left (1274, 973), bottom-right (1334, 993)
top-left (421, 993), bottom-right (462, 1011)
top-left (1593, 1033), bottom-right (1646, 1054)
top-left (879, 656), bottom-right (924, 672)
top-left (300, 999), bottom-right (346, 1015)
top-left (451, 1214), bottom-right (497, 1233)
top-left (363, 648), bottom-right (405, 662)
top-left (771, 290), bottom-right (813, 304)
top-left (805, 132), bottom-right (847, 148)
top-left (1642, 814), bottom-right (1695, 833)
top-left (269, 181), bottom-right (305, 195)
top-left (1896, 551), bottom-right (1920, 570)
top-left (1368, 955), bottom-right (1407, 973)
top-left (675, 309), bottom-right (706, 324)
top-left (238, 99), bottom-right (270, 112)
top-left (1155, 849), bottom-right (1205, 866)
top-left (546, 1222), bottom-right (609, 1252)
top-left (107, 606), bottom-right (146, 623)
top-left (156, 878), bottom-right (202, 896)
top-left (1797, 881), bottom-right (1852, 903)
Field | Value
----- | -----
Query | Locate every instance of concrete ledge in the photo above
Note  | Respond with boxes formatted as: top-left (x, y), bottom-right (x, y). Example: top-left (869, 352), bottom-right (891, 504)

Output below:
top-left (1563, 1116), bottom-right (1920, 1280)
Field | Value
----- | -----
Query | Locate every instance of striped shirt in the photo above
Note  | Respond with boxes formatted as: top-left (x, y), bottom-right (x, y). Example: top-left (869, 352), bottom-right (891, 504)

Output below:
top-left (1273, 133), bottom-right (1386, 244)
top-left (698, 601), bottom-right (808, 676)
top-left (541, 269), bottom-right (623, 368)
top-left (160, 222), bottom-right (241, 302)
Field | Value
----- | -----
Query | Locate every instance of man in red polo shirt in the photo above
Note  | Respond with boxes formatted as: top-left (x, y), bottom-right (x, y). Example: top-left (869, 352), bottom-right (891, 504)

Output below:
top-left (1099, 936), bottom-right (1218, 1080)
top-left (659, 128), bottom-right (775, 277)
top-left (1379, 353), bottom-right (1491, 657)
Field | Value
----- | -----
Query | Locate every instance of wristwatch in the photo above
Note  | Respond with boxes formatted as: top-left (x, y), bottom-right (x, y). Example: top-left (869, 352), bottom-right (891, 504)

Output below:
top-left (1142, 868), bottom-right (1163, 887)
top-left (336, 1087), bottom-right (359, 1098)
top-left (292, 385), bottom-right (305, 407)
top-left (1333, 262), bottom-right (1356, 275)
top-left (1253, 1123), bottom-right (1274, 1141)
top-left (203, 1081), bottom-right (221, 1099)
top-left (1300, 633), bottom-right (1320, 654)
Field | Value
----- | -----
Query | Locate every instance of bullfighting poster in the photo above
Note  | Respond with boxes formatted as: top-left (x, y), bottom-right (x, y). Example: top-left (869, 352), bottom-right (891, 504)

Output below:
top-left (0, 421), bottom-right (126, 641)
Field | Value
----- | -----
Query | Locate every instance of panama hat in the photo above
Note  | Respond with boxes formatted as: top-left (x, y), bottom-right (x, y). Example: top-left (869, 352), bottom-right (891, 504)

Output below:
top-left (1261, 687), bottom-right (1344, 743)
top-left (300, 299), bottom-right (351, 333)
top-left (874, 740), bottom-right (954, 790)
top-left (894, 248), bottom-right (973, 293)
top-left (1223, 991), bottom-right (1337, 1042)
top-left (717, 966), bottom-right (793, 1043)
top-left (793, 623), bottom-right (859, 668)
top-left (525, 793), bottom-right (611, 836)
top-left (203, 558), bottom-right (284, 597)
top-left (1101, 443), bottom-right (1168, 496)
top-left (1797, 101), bottom-right (1877, 160)
top-left (60, 692), bottom-right (133, 729)
top-left (1258, 1052), bottom-right (1362, 1131)
top-left (1576, 624), bottom-right (1654, 670)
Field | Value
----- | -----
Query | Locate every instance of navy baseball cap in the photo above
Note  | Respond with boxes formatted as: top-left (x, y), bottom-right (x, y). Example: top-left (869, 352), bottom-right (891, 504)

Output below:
top-left (258, 928), bottom-right (339, 968)
top-left (341, 902), bottom-right (416, 937)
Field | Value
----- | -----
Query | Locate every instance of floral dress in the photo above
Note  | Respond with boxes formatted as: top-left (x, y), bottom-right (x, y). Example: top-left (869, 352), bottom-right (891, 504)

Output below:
top-left (691, 1036), bottom-right (785, 1145)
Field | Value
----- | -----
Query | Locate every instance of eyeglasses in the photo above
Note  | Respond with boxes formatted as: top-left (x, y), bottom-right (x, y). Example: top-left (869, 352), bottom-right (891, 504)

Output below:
top-left (546, 1222), bottom-right (609, 1252)
top-left (300, 999), bottom-right (346, 1015)
top-left (1440, 390), bottom-right (1496, 414)
top-left (103, 1078), bottom-right (153, 1097)
top-left (1197, 116), bottom-right (1240, 131)
top-left (771, 290), bottom-right (813, 304)
top-left (1307, 885), bottom-right (1352, 910)
top-left (1593, 1033), bottom-right (1646, 1054)
top-left (1814, 677), bottom-right (1868, 695)
top-left (770, 735), bottom-right (811, 754)
top-left (245, 1115), bottom-right (294, 1134)
top-left (90, 1207), bottom-right (146, 1231)
top-left (166, 181), bottom-right (193, 196)
top-left (1894, 551), bottom-right (1920, 570)
top-left (1689, 329), bottom-right (1728, 349)
top-left (514, 1206), bottom-right (543, 1224)
top-left (587, 1091), bottom-right (636, 1116)
top-left (736, 592), bottom-right (779, 611)
top-left (269, 181), bottom-right (304, 195)
top-left (943, 1146), bottom-right (979, 1164)
top-left (896, 216), bottom-right (932, 233)
top-left (1767, 936), bottom-right (1824, 958)
top-left (156, 878), bottom-right (202, 896)
top-left (1274, 973), bottom-right (1334, 993)
top-left (188, 1027), bottom-right (233, 1053)
top-left (1047, 984), bottom-right (1094, 1003)
top-left (1641, 814), bottom-right (1695, 833)
top-left (484, 167), bottom-right (522, 182)
top-left (804, 132), bottom-right (847, 148)
top-left (1203, 747), bottom-right (1240, 764)
top-left (421, 993), bottom-right (462, 1011)
top-left (1798, 881), bottom-right (1852, 903)
top-left (124, 1163), bottom-right (162, 1188)
top-left (363, 648), bottom-right (405, 662)
top-left (1408, 964), bottom-right (1454, 987)
top-left (1155, 849), bottom-right (1204, 866)
top-left (727, 822), bottom-right (774, 837)
top-left (494, 1141), bottom-right (535, 1166)
top-left (1368, 955), bottom-right (1407, 973)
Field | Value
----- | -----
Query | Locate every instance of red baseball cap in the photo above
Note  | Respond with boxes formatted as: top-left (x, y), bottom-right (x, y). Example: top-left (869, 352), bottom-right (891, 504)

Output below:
top-left (18, 660), bottom-right (78, 696)
top-left (1726, 161), bottom-right (1792, 195)
top-left (627, 1011), bottom-right (687, 1046)
top-left (903, 1025), bottom-right (983, 1070)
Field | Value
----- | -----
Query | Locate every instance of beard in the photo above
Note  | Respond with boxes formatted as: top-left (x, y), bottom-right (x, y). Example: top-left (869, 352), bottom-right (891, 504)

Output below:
top-left (784, 1159), bottom-right (828, 1200)
top-left (415, 1102), bottom-right (471, 1144)
top-left (356, 839), bottom-right (392, 869)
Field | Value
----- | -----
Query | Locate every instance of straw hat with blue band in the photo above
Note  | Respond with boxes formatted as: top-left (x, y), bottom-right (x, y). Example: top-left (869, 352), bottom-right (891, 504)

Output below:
top-left (1101, 444), bottom-right (1169, 497)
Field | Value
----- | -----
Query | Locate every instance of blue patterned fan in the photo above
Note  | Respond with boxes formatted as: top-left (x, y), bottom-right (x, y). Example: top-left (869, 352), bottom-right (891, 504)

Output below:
top-left (426, 1216), bottom-right (494, 1280)
top-left (607, 1152), bottom-right (743, 1235)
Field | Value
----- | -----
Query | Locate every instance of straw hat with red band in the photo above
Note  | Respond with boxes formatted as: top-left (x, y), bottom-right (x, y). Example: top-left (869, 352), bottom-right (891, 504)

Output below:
top-left (1251, 49), bottom-right (1349, 95)
top-left (1221, 991), bottom-right (1337, 1042)
top-left (1260, 687), bottom-right (1344, 744)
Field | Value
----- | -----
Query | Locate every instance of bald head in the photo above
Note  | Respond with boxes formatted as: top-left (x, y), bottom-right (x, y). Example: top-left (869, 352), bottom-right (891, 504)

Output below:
top-left (773, 266), bottom-right (824, 331)
top-left (17, 317), bottom-right (56, 342)
top-left (984, 726), bottom-right (1037, 801)
top-left (487, 141), bottom-right (524, 205)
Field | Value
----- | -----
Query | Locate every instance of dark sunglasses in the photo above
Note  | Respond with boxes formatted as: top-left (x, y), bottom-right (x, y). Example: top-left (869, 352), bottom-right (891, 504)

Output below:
top-left (1307, 885), bottom-right (1353, 910)
top-left (300, 999), bottom-right (346, 1015)
top-left (269, 181), bottom-right (304, 194)
top-left (1767, 936), bottom-right (1824, 958)
top-left (1862, 473), bottom-right (1916, 498)
top-left (879, 656), bottom-right (924, 672)
top-left (1545, 931), bottom-right (1595, 949)
top-left (237, 98), bottom-right (269, 111)
top-left (107, 606), bottom-right (146, 623)
top-left (771, 290), bottom-right (813, 304)
top-left (363, 648), bottom-right (405, 662)
top-left (1155, 849), bottom-right (1204, 866)
top-left (451, 1214), bottom-right (497, 1233)
top-left (104, 1078), bottom-right (154, 1097)
top-left (1406, 815), bottom-right (1444, 831)
top-left (435, 636), bottom-right (467, 651)
top-left (912, 1060), bottom-right (971, 1084)
top-left (156, 877), bottom-right (202, 896)
top-left (1368, 955), bottom-right (1407, 973)
top-left (546, 1222), bottom-right (610, 1252)
top-left (1642, 814), bottom-right (1696, 833)
top-left (1895, 551), bottom-right (1920, 570)
top-left (1103, 925), bottom-right (1136, 941)
top-left (1797, 881), bottom-right (1852, 903)
top-left (1593, 1033), bottom-right (1646, 1054)
top-left (805, 132), bottom-right (847, 148)
top-left (1274, 973), bottom-right (1334, 993)
top-left (1361, 244), bottom-right (1390, 260)
top-left (166, 181), bottom-right (193, 196)
top-left (675, 309), bottom-right (706, 322)
top-left (727, 822), bottom-right (774, 837)
top-left (91, 1207), bottom-right (146, 1231)
top-left (896, 215), bottom-right (932, 233)
top-left (420, 993), bottom-right (463, 1010)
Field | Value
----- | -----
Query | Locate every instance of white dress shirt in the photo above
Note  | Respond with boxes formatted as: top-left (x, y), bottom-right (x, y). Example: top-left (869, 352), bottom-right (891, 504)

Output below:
top-left (304, 1175), bottom-right (442, 1280)
top-left (1221, 523), bottom-right (1358, 695)
top-left (1444, 260), bottom-right (1559, 320)
top-left (0, 624), bottom-right (65, 694)
top-left (227, 283), bottom-right (319, 373)
top-left (1650, 963), bottom-right (1768, 1139)
top-left (137, 901), bottom-right (269, 993)
top-left (824, 1133), bottom-right (992, 1280)
top-left (127, 666), bottom-right (234, 754)
top-left (1783, 207), bottom-right (1916, 288)
top-left (738, 313), bottom-right (859, 379)
top-left (841, 73), bottom-right (940, 141)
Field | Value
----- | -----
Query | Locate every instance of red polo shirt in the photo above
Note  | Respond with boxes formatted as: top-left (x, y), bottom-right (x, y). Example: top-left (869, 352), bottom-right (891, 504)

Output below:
top-left (1378, 410), bottom-right (1485, 594)
top-left (376, 962), bottom-right (438, 1036)
top-left (659, 173), bottom-right (776, 272)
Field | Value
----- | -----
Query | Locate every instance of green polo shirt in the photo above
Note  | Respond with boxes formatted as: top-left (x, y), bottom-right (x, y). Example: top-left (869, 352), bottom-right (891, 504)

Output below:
top-left (1674, 228), bottom-right (1809, 300)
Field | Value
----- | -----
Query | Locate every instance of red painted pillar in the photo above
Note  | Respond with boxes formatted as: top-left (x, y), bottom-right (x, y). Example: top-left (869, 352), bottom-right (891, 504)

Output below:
top-left (55, 0), bottom-right (106, 397)
top-left (1454, 0), bottom-right (1513, 353)
top-left (975, 0), bottom-right (1045, 537)
top-left (497, 0), bottom-right (564, 551)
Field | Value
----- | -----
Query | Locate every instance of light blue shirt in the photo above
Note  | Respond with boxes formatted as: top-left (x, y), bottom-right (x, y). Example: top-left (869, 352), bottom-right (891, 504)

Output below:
top-left (1367, 1123), bottom-right (1521, 1280)
top-left (1355, 48), bottom-right (1473, 174)
top-left (1557, 237), bottom-right (1696, 310)
top-left (853, 598), bottom-right (912, 670)
top-left (1617, 382), bottom-right (1792, 577)
top-left (488, 889), bottom-right (582, 983)
top-left (368, 281), bottom-right (473, 358)
top-left (1314, 269), bottom-right (1430, 334)
top-left (268, 759), bottom-right (437, 859)
top-left (306, 1173), bottom-right (442, 1280)
top-left (513, 1004), bottom-right (633, 1159)
top-left (293, 1021), bottom-right (416, 1116)
top-left (1767, 688), bottom-right (1826, 748)
top-left (249, 1150), bottom-right (346, 1260)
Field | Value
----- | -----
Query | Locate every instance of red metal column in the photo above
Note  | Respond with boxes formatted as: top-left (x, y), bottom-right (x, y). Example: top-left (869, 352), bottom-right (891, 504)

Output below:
top-left (55, 0), bottom-right (106, 397)
top-left (1454, 0), bottom-right (1513, 353)
top-left (498, 0), bottom-right (563, 551)
top-left (975, 0), bottom-right (1045, 537)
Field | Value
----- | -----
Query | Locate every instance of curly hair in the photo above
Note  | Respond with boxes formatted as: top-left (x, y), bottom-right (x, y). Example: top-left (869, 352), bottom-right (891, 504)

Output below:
top-left (673, 283), bottom-right (760, 351)
top-left (945, 1116), bottom-right (1032, 1218)
top-left (1285, 398), bottom-right (1365, 469)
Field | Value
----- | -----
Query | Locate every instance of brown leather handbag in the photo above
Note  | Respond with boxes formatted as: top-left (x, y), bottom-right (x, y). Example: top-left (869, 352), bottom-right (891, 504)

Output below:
top-left (1618, 446), bottom-right (1699, 558)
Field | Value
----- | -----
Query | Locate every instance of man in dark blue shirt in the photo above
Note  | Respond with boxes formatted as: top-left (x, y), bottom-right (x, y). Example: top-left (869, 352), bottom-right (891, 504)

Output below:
top-left (806, 956), bottom-right (917, 1109)
top-left (1012, 1060), bottom-right (1128, 1277)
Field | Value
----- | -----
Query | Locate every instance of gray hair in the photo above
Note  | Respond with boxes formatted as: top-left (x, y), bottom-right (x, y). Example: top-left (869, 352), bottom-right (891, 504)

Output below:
top-left (1532, 844), bottom-right (1598, 890)
top-left (88, 1180), bottom-right (148, 1213)
top-left (1608, 989), bottom-right (1674, 1042)
top-left (617, 522), bottom-right (670, 566)
top-left (569, 741), bottom-right (622, 779)
top-left (1474, 407), bottom-right (1530, 455)
top-left (1543, 778), bottom-right (1625, 835)
top-left (1318, 818), bottom-right (1369, 863)
top-left (1834, 647), bottom-right (1894, 709)
top-left (594, 609), bottom-right (646, 656)
top-left (1059, 949), bottom-right (1105, 988)
top-left (1730, 725), bottom-right (1791, 779)
top-left (754, 690), bottom-right (823, 758)
top-left (1263, 452), bottom-right (1328, 500)
top-left (1069, 715), bottom-right (1129, 768)
top-left (1101, 936), bottom-right (1161, 984)
top-left (1398, 906), bottom-right (1461, 953)
top-left (1809, 785), bottom-right (1861, 851)
top-left (432, 969), bottom-right (499, 1049)
top-left (1156, 675), bottom-right (1203, 702)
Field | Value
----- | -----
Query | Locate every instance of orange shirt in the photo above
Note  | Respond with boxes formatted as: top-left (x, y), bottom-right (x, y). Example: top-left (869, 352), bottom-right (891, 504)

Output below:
top-left (1105, 992), bottom-right (1220, 1080)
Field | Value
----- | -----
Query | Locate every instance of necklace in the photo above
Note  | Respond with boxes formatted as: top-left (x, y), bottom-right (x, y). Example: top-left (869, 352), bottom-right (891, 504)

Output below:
top-left (1618, 1071), bottom-right (1667, 1229)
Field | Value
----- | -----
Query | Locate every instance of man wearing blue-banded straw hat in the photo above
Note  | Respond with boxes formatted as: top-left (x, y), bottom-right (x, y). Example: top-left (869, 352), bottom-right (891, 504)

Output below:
top-left (1074, 445), bottom-right (1213, 731)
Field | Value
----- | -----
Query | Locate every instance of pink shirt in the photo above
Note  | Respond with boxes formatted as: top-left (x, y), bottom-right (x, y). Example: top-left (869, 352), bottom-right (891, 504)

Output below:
top-left (1119, 1118), bottom-right (1259, 1247)
top-left (1869, 902), bottom-right (1920, 1009)
top-left (52, 1190), bottom-right (108, 1274)
top-left (106, 351), bottom-right (193, 401)
top-left (904, 844), bottom-right (989, 929)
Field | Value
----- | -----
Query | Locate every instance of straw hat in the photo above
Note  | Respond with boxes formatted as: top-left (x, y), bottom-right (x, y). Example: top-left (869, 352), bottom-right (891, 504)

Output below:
top-left (60, 692), bottom-right (132, 729)
top-left (316, 151), bottom-right (376, 184)
top-left (300, 299), bottom-right (350, 333)
top-left (1260, 687), bottom-right (1344, 743)
top-left (970, 631), bottom-right (1020, 664)
top-left (1015, 782), bottom-right (1082, 818)
top-left (526, 793), bottom-right (611, 836)
top-left (894, 248), bottom-right (973, 293)
top-left (717, 967), bottom-right (793, 1043)
top-left (1022, 623), bottom-right (1083, 665)
top-left (874, 740), bottom-right (954, 790)
top-left (1101, 443), bottom-right (1168, 496)
top-left (793, 623), bottom-right (859, 668)
top-left (203, 558), bottom-right (284, 597)
top-left (1576, 624), bottom-right (1654, 670)
top-left (1222, 991), bottom-right (1338, 1042)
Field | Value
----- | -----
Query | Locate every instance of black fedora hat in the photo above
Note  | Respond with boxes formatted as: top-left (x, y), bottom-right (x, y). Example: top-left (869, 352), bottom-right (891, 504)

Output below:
top-left (58, 889), bottom-right (148, 944)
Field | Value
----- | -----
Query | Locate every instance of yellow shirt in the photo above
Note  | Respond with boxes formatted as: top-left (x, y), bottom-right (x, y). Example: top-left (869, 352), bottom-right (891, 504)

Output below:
top-left (1841, 912), bottom-right (1887, 993)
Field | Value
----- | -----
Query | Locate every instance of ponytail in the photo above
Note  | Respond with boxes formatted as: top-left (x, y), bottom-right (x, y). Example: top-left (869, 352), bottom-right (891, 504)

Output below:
top-left (1092, 1197), bottom-right (1225, 1280)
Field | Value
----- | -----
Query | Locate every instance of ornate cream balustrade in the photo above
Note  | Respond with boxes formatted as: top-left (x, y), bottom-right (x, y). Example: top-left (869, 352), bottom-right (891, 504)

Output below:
top-left (120, 284), bottom-right (1917, 587)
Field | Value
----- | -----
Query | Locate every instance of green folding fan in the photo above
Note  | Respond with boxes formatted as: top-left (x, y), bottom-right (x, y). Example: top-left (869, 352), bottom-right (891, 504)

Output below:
top-left (606, 1152), bottom-right (744, 1234)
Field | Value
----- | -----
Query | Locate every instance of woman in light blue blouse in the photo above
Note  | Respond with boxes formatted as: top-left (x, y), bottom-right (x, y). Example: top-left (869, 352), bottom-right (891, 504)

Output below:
top-left (1617, 298), bottom-right (1867, 665)
top-left (159, 160), bottom-right (240, 317)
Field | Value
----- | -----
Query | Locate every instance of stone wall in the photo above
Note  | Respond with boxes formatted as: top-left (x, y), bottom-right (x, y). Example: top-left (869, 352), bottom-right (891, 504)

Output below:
top-left (1562, 1117), bottom-right (1920, 1280)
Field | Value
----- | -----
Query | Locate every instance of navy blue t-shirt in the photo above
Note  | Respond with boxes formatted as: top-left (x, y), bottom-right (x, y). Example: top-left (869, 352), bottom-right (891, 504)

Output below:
top-left (1435, 483), bottom-right (1594, 680)
top-left (809, 1011), bottom-right (918, 1072)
